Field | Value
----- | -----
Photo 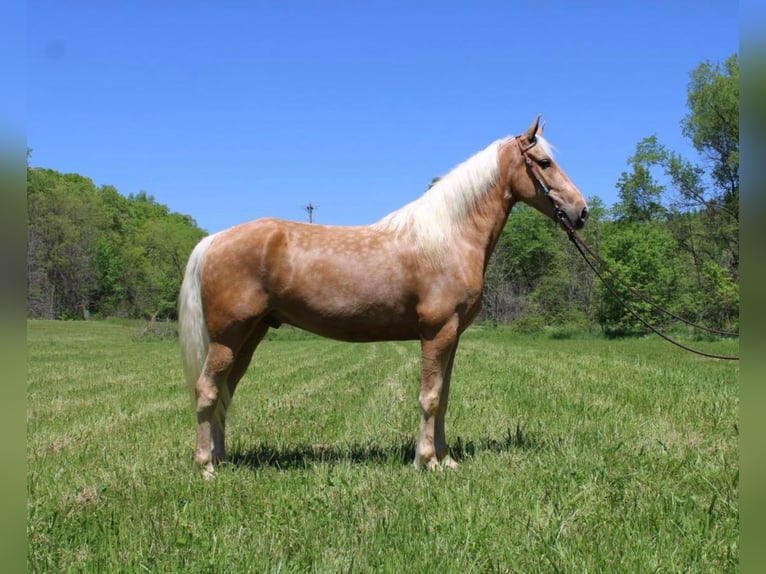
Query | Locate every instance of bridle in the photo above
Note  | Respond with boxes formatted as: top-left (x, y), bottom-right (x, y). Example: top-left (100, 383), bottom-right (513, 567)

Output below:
top-left (515, 135), bottom-right (574, 235)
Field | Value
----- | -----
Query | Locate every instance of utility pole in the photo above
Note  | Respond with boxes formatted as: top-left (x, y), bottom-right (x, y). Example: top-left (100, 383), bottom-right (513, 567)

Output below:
top-left (305, 202), bottom-right (317, 223)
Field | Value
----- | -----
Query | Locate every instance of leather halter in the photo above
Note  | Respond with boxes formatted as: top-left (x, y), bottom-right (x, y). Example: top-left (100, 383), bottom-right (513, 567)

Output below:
top-left (516, 135), bottom-right (551, 195)
top-left (515, 135), bottom-right (573, 234)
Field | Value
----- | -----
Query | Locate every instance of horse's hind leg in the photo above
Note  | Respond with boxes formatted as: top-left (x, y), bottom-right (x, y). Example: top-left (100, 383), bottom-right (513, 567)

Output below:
top-left (209, 322), bottom-right (270, 465)
top-left (226, 322), bottom-right (269, 401)
top-left (194, 341), bottom-right (236, 479)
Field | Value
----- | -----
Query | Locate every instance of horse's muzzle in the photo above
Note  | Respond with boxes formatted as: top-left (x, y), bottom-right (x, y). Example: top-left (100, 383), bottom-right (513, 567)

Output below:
top-left (575, 206), bottom-right (589, 229)
top-left (556, 206), bottom-right (588, 232)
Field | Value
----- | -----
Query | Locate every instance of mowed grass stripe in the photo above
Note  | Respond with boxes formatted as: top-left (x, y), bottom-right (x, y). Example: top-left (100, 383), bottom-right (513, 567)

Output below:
top-left (346, 341), bottom-right (421, 445)
top-left (231, 339), bottom-right (393, 446)
top-left (229, 340), bottom-right (422, 465)
top-left (455, 331), bottom-right (736, 433)
top-left (27, 321), bottom-right (738, 572)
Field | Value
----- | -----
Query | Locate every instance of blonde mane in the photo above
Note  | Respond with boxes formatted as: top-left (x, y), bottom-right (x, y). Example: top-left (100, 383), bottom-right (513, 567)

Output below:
top-left (373, 138), bottom-right (510, 255)
top-left (373, 135), bottom-right (556, 255)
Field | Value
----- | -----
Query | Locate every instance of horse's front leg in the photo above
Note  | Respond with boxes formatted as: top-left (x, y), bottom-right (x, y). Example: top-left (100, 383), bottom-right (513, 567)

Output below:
top-left (415, 321), bottom-right (460, 471)
top-left (434, 344), bottom-right (459, 470)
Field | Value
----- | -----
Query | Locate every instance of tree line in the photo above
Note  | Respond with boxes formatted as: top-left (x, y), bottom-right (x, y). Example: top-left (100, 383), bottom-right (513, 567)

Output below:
top-left (26, 55), bottom-right (738, 335)
top-left (27, 169), bottom-right (206, 320)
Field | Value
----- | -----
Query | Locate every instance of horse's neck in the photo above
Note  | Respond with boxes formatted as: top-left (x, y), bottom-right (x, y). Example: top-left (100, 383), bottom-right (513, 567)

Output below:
top-left (463, 184), bottom-right (515, 273)
top-left (467, 140), bottom-right (520, 273)
top-left (435, 142), bottom-right (516, 271)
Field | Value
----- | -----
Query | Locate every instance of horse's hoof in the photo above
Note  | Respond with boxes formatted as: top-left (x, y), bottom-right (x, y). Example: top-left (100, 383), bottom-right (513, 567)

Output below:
top-left (201, 465), bottom-right (216, 480)
top-left (441, 456), bottom-right (459, 470)
top-left (413, 455), bottom-right (442, 472)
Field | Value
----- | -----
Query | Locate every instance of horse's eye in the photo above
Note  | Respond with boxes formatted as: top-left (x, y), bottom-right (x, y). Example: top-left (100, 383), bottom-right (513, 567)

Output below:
top-left (538, 158), bottom-right (552, 169)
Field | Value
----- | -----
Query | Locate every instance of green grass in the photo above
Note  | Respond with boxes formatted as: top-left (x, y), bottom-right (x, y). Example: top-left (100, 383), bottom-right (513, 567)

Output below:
top-left (27, 321), bottom-right (739, 572)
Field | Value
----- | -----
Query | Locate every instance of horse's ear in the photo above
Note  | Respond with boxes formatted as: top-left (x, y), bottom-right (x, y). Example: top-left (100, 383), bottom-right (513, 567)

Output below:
top-left (538, 120), bottom-right (546, 136)
top-left (523, 114), bottom-right (542, 142)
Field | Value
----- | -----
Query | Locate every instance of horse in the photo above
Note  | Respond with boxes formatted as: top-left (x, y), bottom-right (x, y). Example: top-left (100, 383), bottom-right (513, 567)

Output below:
top-left (179, 115), bottom-right (589, 478)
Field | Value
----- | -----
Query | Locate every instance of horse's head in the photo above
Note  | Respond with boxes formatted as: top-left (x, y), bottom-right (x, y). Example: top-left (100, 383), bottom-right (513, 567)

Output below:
top-left (505, 115), bottom-right (589, 231)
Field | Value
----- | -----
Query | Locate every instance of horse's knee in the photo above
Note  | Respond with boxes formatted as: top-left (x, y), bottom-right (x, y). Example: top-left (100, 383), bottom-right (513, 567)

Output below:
top-left (419, 388), bottom-right (442, 416)
top-left (195, 377), bottom-right (218, 411)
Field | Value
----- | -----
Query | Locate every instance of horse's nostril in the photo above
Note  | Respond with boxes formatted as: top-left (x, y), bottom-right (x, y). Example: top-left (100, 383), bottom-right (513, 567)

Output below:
top-left (581, 207), bottom-right (589, 221)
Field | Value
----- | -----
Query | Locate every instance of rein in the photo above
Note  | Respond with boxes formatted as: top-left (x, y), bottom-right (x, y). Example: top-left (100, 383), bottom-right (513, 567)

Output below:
top-left (554, 211), bottom-right (739, 361)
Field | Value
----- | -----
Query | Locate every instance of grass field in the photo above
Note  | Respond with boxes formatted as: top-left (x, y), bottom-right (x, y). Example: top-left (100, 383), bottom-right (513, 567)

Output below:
top-left (27, 320), bottom-right (739, 572)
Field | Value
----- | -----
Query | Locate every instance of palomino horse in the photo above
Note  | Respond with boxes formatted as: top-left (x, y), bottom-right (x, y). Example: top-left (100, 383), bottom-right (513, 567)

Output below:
top-left (179, 116), bottom-right (588, 478)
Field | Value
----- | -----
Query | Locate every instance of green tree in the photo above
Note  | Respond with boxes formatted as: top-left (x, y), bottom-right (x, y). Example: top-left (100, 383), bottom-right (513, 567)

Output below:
top-left (27, 165), bottom-right (206, 320)
top-left (555, 195), bottom-right (608, 332)
top-left (27, 169), bottom-right (110, 318)
top-left (482, 197), bottom-right (608, 332)
top-left (482, 204), bottom-right (571, 328)
top-left (597, 221), bottom-right (685, 336)
top-left (123, 215), bottom-right (206, 319)
top-left (602, 54), bottom-right (739, 333)
top-left (613, 136), bottom-right (668, 223)
top-left (683, 54), bottom-right (739, 217)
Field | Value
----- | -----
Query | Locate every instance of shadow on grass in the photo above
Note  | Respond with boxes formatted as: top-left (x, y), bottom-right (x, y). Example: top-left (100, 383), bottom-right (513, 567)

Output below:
top-left (228, 424), bottom-right (544, 470)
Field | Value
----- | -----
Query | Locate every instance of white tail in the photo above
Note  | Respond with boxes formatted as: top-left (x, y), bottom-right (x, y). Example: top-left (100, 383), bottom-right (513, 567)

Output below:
top-left (178, 234), bottom-right (216, 393)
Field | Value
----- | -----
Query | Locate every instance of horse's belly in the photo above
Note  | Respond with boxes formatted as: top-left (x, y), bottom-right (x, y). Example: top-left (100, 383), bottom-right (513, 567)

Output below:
top-left (273, 297), bottom-right (420, 342)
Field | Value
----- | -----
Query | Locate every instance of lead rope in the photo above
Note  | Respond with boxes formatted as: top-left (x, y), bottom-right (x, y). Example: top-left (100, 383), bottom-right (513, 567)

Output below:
top-left (558, 214), bottom-right (739, 361)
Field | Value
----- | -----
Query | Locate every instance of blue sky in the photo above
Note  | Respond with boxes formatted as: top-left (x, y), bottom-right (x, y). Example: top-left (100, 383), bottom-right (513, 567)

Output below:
top-left (27, 1), bottom-right (738, 234)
